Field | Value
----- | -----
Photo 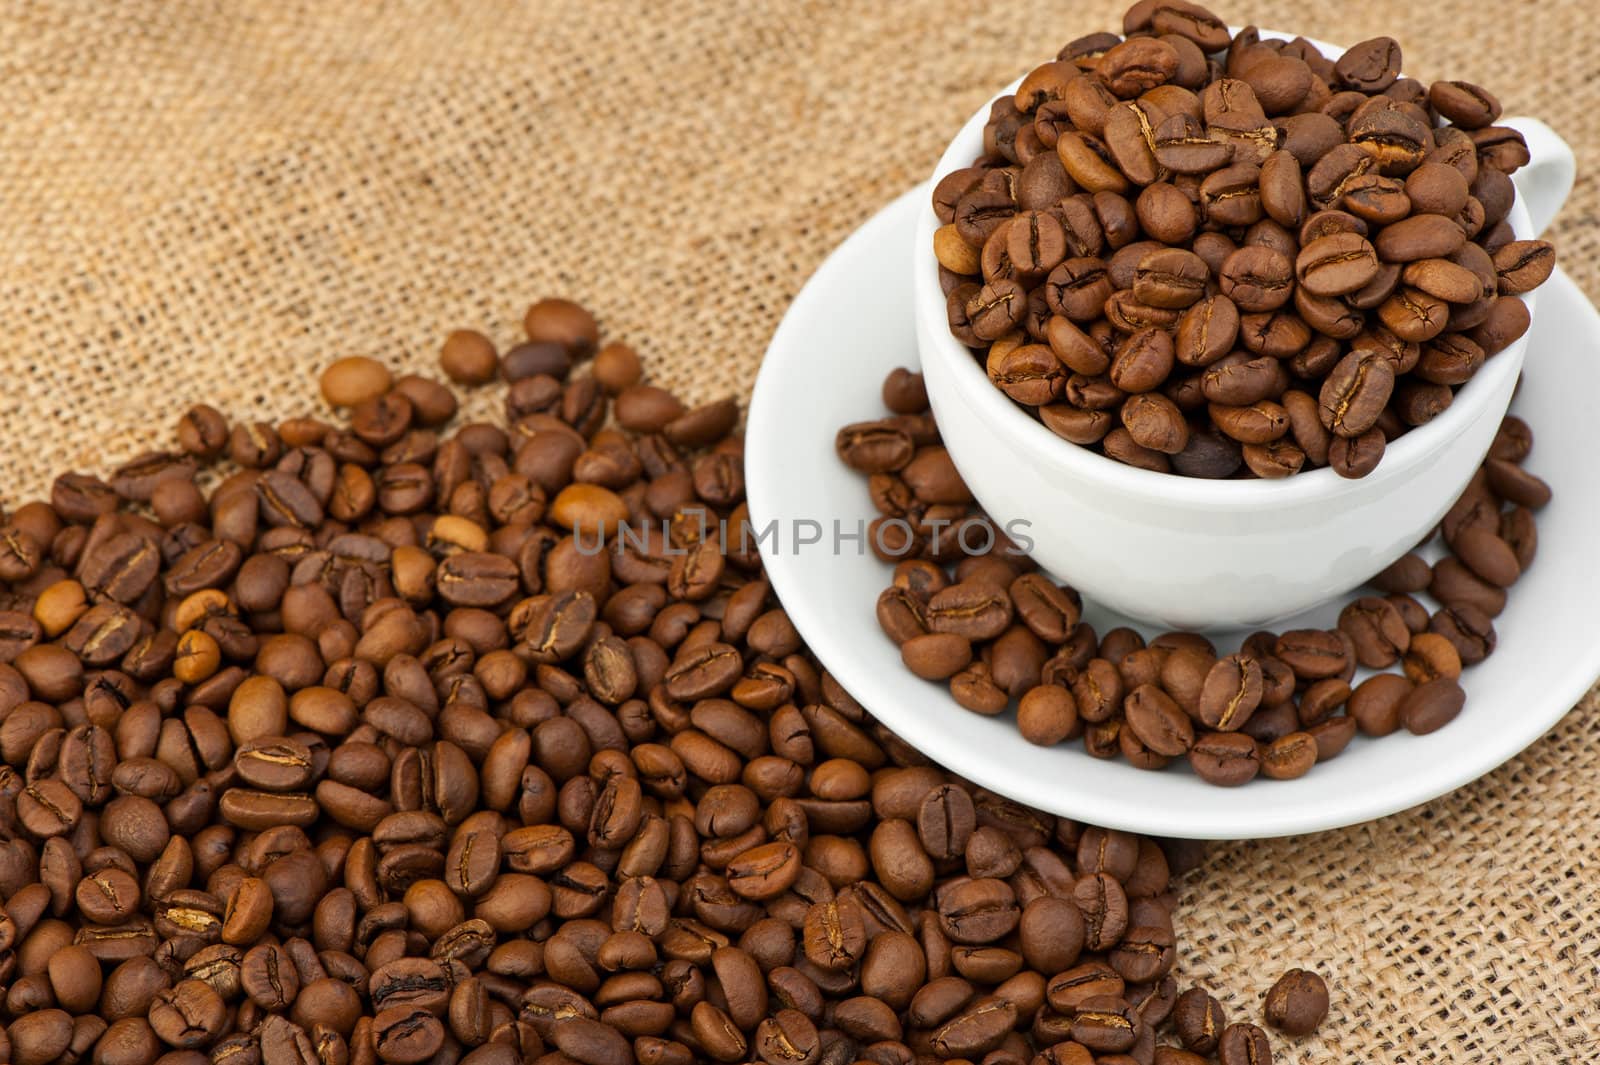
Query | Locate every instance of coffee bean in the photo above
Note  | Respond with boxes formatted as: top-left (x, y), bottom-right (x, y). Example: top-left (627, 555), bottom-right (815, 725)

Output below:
top-left (1451, 526), bottom-right (1520, 587)
top-left (1264, 968), bottom-right (1330, 1035)
top-left (1328, 427), bottom-right (1387, 478)
top-left (1338, 597), bottom-right (1411, 668)
top-left (437, 330), bottom-right (498, 385)
top-left (1401, 677), bottom-right (1467, 735)
top-left (1121, 394), bottom-right (1190, 454)
top-left (149, 979), bottom-right (227, 1048)
top-left (371, 1005), bottom-right (446, 1064)
top-left (1188, 732), bottom-right (1259, 786)
top-left (754, 1009), bottom-right (820, 1065)
top-left (1430, 604), bottom-right (1497, 665)
top-left (9, 1010), bottom-right (73, 1065)
top-left (320, 357), bottom-right (393, 409)
top-left (1484, 458), bottom-right (1551, 509)
top-left (1297, 233), bottom-right (1379, 296)
top-left (1125, 684), bottom-right (1194, 754)
top-left (1175, 987), bottom-right (1227, 1053)
top-left (1133, 249), bottom-right (1210, 310)
top-left (1220, 246), bottom-right (1294, 312)
top-left (1106, 329), bottom-right (1175, 397)
top-left (1259, 732), bottom-right (1318, 780)
top-left (1197, 654), bottom-right (1262, 731)
top-left (1218, 1021), bottom-right (1275, 1065)
top-left (1070, 995), bottom-right (1140, 1052)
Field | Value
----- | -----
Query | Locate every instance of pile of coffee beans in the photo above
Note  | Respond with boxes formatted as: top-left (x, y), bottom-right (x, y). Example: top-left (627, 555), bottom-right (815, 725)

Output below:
top-left (838, 366), bottom-right (1547, 783)
top-left (933, 0), bottom-right (1557, 478)
top-left (0, 298), bottom-right (1330, 1064)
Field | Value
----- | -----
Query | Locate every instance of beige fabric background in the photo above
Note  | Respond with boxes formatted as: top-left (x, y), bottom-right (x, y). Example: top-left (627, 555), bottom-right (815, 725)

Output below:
top-left (3, 2), bottom-right (1598, 1061)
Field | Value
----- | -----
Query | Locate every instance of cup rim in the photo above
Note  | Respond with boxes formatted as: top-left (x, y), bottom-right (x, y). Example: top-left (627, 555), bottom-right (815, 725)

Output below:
top-left (916, 30), bottom-right (1536, 509)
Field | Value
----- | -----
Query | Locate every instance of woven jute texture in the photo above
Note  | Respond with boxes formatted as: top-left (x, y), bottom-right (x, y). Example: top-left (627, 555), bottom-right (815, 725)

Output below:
top-left (3, 1), bottom-right (1599, 1061)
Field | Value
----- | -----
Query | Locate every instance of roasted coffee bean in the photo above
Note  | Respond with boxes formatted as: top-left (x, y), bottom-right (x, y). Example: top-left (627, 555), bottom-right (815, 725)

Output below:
top-left (372, 1005), bottom-right (446, 1063)
top-left (1338, 597), bottom-right (1410, 668)
top-left (1070, 995), bottom-right (1139, 1052)
top-left (1318, 350), bottom-right (1395, 438)
top-left (1133, 249), bottom-right (1210, 310)
top-left (1430, 604), bottom-right (1497, 665)
top-left (1400, 677), bottom-right (1467, 735)
top-left (1121, 394), bottom-right (1190, 455)
top-left (1197, 654), bottom-right (1262, 732)
top-left (1220, 246), bottom-right (1293, 313)
top-left (1125, 684), bottom-right (1194, 754)
top-left (1218, 1022), bottom-right (1275, 1065)
top-left (1264, 968), bottom-right (1330, 1036)
top-left (1175, 987), bottom-right (1227, 1054)
top-left (1188, 732), bottom-right (1259, 786)
top-left (1493, 240), bottom-right (1556, 295)
top-left (1327, 427), bottom-right (1386, 478)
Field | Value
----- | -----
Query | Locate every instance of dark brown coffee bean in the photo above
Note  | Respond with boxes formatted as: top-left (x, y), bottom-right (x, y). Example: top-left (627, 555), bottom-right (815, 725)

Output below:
top-left (1108, 328), bottom-right (1176, 396)
top-left (988, 344), bottom-right (1066, 406)
top-left (1338, 597), bottom-right (1411, 668)
top-left (931, 998), bottom-right (1018, 1058)
top-left (1328, 427), bottom-right (1386, 478)
top-left (937, 876), bottom-right (1020, 945)
top-left (1217, 1021), bottom-right (1275, 1065)
top-left (1120, 394), bottom-right (1190, 455)
top-left (9, 1010), bottom-right (74, 1065)
top-left (1483, 458), bottom-right (1550, 510)
top-left (1203, 163), bottom-right (1260, 227)
top-left (1451, 526), bottom-right (1519, 587)
top-left (1336, 36), bottom-right (1401, 91)
top-left (1153, 112), bottom-right (1233, 174)
top-left (1431, 557), bottom-right (1508, 617)
top-left (371, 1005), bottom-right (446, 1064)
top-left (1400, 677), bottom-right (1466, 735)
top-left (1102, 35), bottom-right (1180, 95)
top-left (1220, 246), bottom-right (1293, 312)
top-left (1264, 968), bottom-right (1330, 1036)
top-left (1430, 604), bottom-right (1497, 666)
top-left (755, 1009), bottom-right (821, 1065)
top-left (1197, 654), bottom-right (1262, 731)
top-left (1297, 233), bottom-right (1379, 297)
top-left (835, 422), bottom-right (914, 475)
top-left (1070, 995), bottom-right (1139, 1053)
top-left (1259, 732), bottom-right (1318, 780)
top-left (1124, 684), bottom-right (1194, 755)
top-left (1188, 732), bottom-right (1259, 786)
top-left (1175, 987), bottom-right (1227, 1054)
top-left (1133, 249), bottom-right (1210, 310)
top-left (967, 281), bottom-right (1029, 341)
top-left (1073, 872), bottom-right (1129, 952)
top-left (1428, 79), bottom-right (1500, 128)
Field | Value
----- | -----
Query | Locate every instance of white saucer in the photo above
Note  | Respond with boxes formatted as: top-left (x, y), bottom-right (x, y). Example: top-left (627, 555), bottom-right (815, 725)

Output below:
top-left (746, 186), bottom-right (1600, 840)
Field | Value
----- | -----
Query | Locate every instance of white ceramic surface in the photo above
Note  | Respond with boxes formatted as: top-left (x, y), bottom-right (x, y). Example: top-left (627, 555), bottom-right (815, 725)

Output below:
top-left (914, 38), bottom-right (1575, 630)
top-left (746, 186), bottom-right (1600, 839)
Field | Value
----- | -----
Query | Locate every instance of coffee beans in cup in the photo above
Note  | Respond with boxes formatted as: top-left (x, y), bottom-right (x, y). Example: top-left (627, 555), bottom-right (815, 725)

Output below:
top-left (0, 299), bottom-right (1333, 1063)
top-left (840, 366), bottom-right (1547, 783)
top-left (934, 1), bottom-right (1557, 478)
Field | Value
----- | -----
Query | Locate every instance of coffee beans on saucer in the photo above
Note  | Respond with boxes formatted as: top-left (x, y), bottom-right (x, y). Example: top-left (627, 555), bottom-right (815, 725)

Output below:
top-left (934, 1), bottom-right (1557, 478)
top-left (840, 366), bottom-right (1548, 783)
top-left (0, 299), bottom-right (1331, 1063)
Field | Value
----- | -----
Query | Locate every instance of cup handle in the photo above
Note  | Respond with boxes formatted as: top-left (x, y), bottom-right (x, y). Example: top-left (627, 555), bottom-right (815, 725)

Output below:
top-left (1502, 116), bottom-right (1575, 237)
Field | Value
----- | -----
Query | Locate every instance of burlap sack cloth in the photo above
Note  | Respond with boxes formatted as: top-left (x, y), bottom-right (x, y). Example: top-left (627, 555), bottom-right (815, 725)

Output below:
top-left (4, 1), bottom-right (1598, 1060)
